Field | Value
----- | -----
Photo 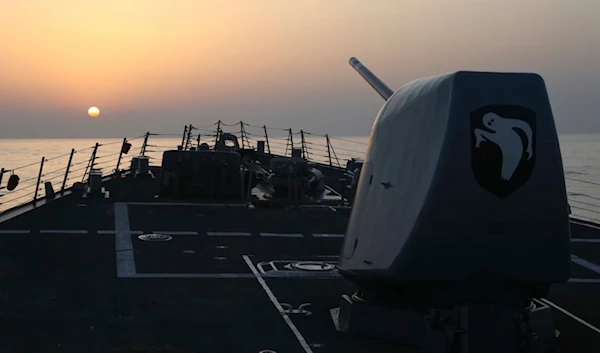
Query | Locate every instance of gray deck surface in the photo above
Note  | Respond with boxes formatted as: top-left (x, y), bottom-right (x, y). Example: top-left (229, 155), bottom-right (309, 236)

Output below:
top-left (0, 174), bottom-right (599, 352)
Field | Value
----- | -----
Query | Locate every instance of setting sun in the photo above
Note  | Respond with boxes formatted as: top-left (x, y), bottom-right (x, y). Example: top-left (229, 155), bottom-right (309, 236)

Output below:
top-left (88, 106), bottom-right (100, 118)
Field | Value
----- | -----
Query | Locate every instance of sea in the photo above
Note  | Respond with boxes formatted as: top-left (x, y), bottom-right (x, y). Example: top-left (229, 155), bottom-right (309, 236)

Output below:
top-left (1, 133), bottom-right (600, 222)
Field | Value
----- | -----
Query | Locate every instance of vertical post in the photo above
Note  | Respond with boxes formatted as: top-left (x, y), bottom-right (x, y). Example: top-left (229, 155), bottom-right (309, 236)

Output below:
top-left (33, 157), bottom-right (45, 201)
top-left (326, 134), bottom-right (333, 167)
top-left (0, 168), bottom-right (4, 188)
top-left (197, 134), bottom-right (201, 148)
top-left (285, 128), bottom-right (294, 157)
top-left (115, 138), bottom-right (126, 173)
top-left (263, 125), bottom-right (271, 154)
top-left (215, 121), bottom-right (222, 145)
top-left (82, 143), bottom-right (99, 182)
top-left (240, 122), bottom-right (249, 149)
top-left (185, 124), bottom-right (194, 150)
top-left (239, 122), bottom-right (245, 149)
top-left (181, 125), bottom-right (188, 148)
top-left (61, 149), bottom-right (75, 193)
top-left (300, 130), bottom-right (307, 160)
top-left (141, 132), bottom-right (149, 156)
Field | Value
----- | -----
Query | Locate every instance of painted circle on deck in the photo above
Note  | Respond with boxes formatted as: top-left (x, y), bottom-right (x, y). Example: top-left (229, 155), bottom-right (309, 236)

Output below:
top-left (138, 233), bottom-right (173, 242)
top-left (289, 261), bottom-right (335, 272)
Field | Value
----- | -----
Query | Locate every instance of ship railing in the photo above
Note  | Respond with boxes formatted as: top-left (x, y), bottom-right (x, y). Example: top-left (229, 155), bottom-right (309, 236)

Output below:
top-left (565, 176), bottom-right (600, 224)
top-left (0, 135), bottom-right (148, 214)
top-left (145, 120), bottom-right (366, 169)
top-left (0, 121), bottom-right (368, 215)
top-left (2, 120), bottom-right (600, 225)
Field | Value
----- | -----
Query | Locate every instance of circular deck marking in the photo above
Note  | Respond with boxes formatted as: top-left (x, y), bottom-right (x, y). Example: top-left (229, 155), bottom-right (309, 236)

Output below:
top-left (138, 234), bottom-right (173, 242)
top-left (287, 261), bottom-right (335, 272)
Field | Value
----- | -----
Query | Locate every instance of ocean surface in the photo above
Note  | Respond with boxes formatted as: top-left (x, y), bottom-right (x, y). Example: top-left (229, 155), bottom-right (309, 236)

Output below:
top-left (1, 133), bottom-right (600, 222)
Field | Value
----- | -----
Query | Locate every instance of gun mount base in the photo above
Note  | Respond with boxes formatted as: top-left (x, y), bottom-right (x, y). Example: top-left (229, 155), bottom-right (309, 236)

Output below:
top-left (331, 292), bottom-right (558, 353)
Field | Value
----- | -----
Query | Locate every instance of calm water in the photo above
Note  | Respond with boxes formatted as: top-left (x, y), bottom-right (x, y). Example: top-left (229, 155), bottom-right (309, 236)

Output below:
top-left (1, 133), bottom-right (600, 222)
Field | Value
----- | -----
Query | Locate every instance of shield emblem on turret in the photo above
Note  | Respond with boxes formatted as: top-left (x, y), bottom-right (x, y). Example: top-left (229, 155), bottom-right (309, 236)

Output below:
top-left (470, 105), bottom-right (536, 198)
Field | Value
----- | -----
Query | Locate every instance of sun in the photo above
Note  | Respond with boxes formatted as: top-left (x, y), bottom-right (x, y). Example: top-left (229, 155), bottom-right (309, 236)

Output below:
top-left (88, 106), bottom-right (100, 118)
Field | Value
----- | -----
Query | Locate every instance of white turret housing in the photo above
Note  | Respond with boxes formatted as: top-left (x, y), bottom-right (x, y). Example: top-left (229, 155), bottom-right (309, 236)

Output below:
top-left (339, 71), bottom-right (570, 283)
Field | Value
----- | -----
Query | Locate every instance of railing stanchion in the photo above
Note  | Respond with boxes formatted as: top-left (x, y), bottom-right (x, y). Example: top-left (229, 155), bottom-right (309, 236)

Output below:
top-left (82, 143), bottom-right (99, 182)
top-left (141, 132), bottom-right (150, 156)
top-left (215, 121), bottom-right (222, 146)
top-left (239, 122), bottom-right (245, 148)
top-left (185, 124), bottom-right (194, 150)
top-left (240, 122), bottom-right (250, 149)
top-left (0, 168), bottom-right (5, 188)
top-left (326, 134), bottom-right (333, 167)
top-left (263, 126), bottom-right (271, 154)
top-left (197, 134), bottom-right (201, 148)
top-left (181, 125), bottom-right (188, 148)
top-left (300, 130), bottom-right (307, 160)
top-left (115, 139), bottom-right (126, 173)
top-left (61, 149), bottom-right (75, 193)
top-left (285, 128), bottom-right (294, 157)
top-left (328, 137), bottom-right (341, 167)
top-left (33, 157), bottom-right (45, 201)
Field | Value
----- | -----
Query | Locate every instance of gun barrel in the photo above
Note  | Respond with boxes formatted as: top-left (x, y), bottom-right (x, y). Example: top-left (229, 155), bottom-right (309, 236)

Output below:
top-left (349, 57), bottom-right (394, 101)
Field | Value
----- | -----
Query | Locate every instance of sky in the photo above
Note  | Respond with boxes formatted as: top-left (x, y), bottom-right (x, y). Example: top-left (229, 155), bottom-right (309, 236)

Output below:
top-left (0, 0), bottom-right (598, 138)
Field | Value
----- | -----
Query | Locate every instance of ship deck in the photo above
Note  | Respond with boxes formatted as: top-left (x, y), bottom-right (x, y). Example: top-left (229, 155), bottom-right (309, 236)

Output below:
top-left (0, 175), bottom-right (599, 352)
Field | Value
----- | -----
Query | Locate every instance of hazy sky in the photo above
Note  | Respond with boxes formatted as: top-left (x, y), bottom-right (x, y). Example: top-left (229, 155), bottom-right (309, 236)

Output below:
top-left (0, 0), bottom-right (598, 138)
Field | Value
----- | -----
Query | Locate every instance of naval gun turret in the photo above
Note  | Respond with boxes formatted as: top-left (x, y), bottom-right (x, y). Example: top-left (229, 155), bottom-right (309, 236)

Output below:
top-left (333, 58), bottom-right (570, 353)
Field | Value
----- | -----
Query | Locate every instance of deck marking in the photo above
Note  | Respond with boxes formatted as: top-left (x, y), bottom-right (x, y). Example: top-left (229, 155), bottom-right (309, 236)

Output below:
top-left (571, 255), bottom-right (600, 274)
top-left (125, 202), bottom-right (246, 207)
top-left (569, 278), bottom-right (600, 283)
top-left (0, 230), bottom-right (30, 234)
top-left (132, 273), bottom-right (255, 279)
top-left (571, 238), bottom-right (600, 243)
top-left (312, 233), bottom-right (345, 238)
top-left (98, 230), bottom-right (143, 235)
top-left (40, 229), bottom-right (88, 234)
top-left (260, 232), bottom-right (304, 238)
top-left (115, 203), bottom-right (136, 277)
top-left (153, 231), bottom-right (198, 236)
top-left (243, 255), bottom-right (314, 353)
top-left (325, 185), bottom-right (342, 197)
top-left (207, 232), bottom-right (252, 237)
top-left (539, 298), bottom-right (600, 335)
top-left (328, 206), bottom-right (337, 212)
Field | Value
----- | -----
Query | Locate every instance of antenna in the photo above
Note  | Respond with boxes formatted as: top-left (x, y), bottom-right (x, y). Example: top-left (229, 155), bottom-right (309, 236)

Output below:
top-left (348, 57), bottom-right (394, 101)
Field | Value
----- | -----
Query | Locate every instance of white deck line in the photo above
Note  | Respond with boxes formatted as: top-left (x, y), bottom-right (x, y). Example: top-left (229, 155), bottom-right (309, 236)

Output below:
top-left (125, 202), bottom-right (247, 207)
top-left (260, 232), bottom-right (304, 238)
top-left (540, 298), bottom-right (600, 335)
top-left (571, 255), bottom-right (600, 274)
top-left (0, 230), bottom-right (30, 234)
top-left (153, 231), bottom-right (198, 236)
top-left (243, 255), bottom-right (314, 353)
top-left (312, 233), bottom-right (345, 238)
top-left (98, 230), bottom-right (143, 235)
top-left (568, 278), bottom-right (600, 283)
top-left (40, 230), bottom-right (88, 234)
top-left (132, 273), bottom-right (256, 279)
top-left (571, 238), bottom-right (600, 243)
top-left (207, 232), bottom-right (252, 237)
top-left (115, 203), bottom-right (136, 277)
